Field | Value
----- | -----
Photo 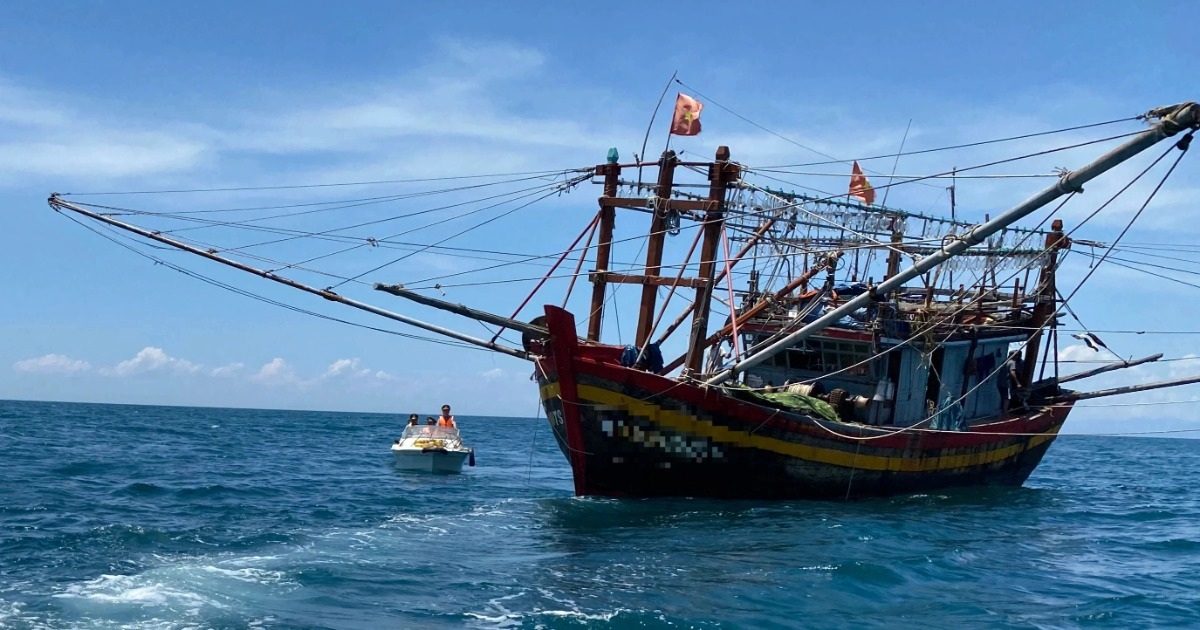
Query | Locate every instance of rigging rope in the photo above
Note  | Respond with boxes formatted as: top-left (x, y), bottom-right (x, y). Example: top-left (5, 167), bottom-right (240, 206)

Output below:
top-left (59, 212), bottom-right (486, 351)
top-left (329, 173), bottom-right (590, 289)
top-left (60, 168), bottom-right (591, 196)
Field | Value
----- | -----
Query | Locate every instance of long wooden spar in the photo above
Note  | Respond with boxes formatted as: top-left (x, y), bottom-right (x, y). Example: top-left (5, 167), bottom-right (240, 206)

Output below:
top-left (1055, 374), bottom-right (1200, 402)
top-left (704, 100), bottom-right (1200, 385)
top-left (1036, 352), bottom-right (1163, 387)
top-left (47, 196), bottom-right (532, 360)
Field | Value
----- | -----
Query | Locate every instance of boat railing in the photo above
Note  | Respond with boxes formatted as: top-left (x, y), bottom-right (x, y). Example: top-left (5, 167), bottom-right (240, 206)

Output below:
top-left (401, 425), bottom-right (461, 440)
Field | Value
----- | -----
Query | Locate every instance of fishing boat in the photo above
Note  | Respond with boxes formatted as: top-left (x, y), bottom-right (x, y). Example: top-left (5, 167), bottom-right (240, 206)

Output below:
top-left (391, 425), bottom-right (475, 473)
top-left (46, 97), bottom-right (1200, 499)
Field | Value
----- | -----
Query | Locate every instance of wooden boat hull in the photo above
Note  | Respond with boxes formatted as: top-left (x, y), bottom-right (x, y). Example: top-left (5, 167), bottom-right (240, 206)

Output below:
top-left (536, 306), bottom-right (1070, 500)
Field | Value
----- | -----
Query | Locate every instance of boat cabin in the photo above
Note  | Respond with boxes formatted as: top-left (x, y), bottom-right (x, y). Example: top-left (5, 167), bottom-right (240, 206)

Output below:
top-left (733, 283), bottom-right (1037, 427)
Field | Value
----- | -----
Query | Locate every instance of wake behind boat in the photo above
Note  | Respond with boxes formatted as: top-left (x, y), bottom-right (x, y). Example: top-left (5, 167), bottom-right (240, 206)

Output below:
top-left (391, 425), bottom-right (475, 473)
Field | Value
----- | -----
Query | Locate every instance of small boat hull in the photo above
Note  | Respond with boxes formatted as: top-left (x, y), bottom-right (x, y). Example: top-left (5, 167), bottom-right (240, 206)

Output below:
top-left (390, 426), bottom-right (473, 474)
top-left (391, 447), bottom-right (471, 473)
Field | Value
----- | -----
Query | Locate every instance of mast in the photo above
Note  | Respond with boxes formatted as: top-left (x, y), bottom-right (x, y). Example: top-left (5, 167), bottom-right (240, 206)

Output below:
top-left (884, 217), bottom-right (903, 279)
top-left (682, 146), bottom-right (738, 375)
top-left (704, 101), bottom-right (1200, 385)
top-left (634, 150), bottom-right (678, 347)
top-left (47, 196), bottom-right (531, 361)
top-left (1020, 219), bottom-right (1067, 386)
top-left (587, 150), bottom-right (621, 341)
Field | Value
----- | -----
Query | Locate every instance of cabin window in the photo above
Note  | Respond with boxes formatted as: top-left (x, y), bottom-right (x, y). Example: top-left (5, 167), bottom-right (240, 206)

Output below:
top-left (821, 341), bottom-right (872, 376)
top-left (788, 348), bottom-right (821, 370)
top-left (772, 340), bottom-right (873, 376)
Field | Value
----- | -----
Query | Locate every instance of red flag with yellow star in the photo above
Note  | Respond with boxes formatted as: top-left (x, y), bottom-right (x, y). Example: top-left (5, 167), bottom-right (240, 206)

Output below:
top-left (670, 93), bottom-right (703, 136)
top-left (849, 161), bottom-right (875, 205)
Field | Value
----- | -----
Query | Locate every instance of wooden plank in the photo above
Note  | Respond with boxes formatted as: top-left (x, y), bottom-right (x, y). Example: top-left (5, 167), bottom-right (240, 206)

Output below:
top-left (599, 197), bottom-right (716, 212)
top-left (588, 271), bottom-right (710, 290)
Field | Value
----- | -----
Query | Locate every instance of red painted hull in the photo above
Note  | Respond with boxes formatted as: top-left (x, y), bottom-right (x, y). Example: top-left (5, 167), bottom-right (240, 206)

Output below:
top-left (535, 306), bottom-right (1070, 500)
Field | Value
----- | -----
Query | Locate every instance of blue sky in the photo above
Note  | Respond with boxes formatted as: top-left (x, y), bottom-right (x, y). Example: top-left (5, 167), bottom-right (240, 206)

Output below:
top-left (2, 1), bottom-right (1198, 432)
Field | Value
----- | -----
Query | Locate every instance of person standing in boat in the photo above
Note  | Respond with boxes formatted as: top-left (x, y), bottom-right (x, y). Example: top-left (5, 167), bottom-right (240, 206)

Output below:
top-left (437, 405), bottom-right (457, 428)
top-left (999, 350), bottom-right (1022, 416)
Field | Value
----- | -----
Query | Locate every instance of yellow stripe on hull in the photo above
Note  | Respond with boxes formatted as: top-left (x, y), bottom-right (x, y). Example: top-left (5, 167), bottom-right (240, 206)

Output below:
top-left (539, 382), bottom-right (1061, 473)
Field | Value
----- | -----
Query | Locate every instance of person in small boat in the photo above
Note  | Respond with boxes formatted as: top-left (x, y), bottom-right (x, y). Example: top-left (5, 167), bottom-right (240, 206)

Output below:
top-left (407, 414), bottom-right (419, 427)
top-left (437, 405), bottom-right (457, 428)
top-left (425, 417), bottom-right (437, 425)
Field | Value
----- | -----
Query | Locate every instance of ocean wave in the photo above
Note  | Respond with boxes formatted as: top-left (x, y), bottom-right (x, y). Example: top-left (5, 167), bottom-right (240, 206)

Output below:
top-left (52, 460), bottom-right (113, 476)
top-left (173, 484), bottom-right (277, 500)
top-left (8, 402), bottom-right (1200, 629)
top-left (118, 482), bottom-right (171, 496)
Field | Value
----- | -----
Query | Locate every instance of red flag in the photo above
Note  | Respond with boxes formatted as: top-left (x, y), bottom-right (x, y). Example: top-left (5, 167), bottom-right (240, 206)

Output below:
top-left (670, 93), bottom-right (703, 136)
top-left (849, 161), bottom-right (875, 205)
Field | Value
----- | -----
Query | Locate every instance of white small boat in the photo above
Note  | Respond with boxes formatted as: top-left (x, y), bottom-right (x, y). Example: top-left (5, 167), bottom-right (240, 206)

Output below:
top-left (391, 425), bottom-right (475, 473)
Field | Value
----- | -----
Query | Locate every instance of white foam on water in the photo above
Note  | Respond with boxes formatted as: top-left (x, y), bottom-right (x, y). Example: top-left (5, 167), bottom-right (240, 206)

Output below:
top-left (57, 574), bottom-right (219, 608)
top-left (539, 608), bottom-right (629, 622)
top-left (384, 513), bottom-right (451, 536)
top-left (464, 592), bottom-right (530, 629)
top-left (44, 551), bottom-right (302, 628)
top-left (463, 611), bottom-right (524, 628)
top-left (465, 588), bottom-right (636, 628)
top-left (199, 565), bottom-right (289, 584)
top-left (0, 598), bottom-right (26, 625)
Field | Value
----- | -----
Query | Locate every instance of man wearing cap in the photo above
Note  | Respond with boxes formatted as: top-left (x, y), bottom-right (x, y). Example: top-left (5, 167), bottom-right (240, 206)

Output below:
top-left (406, 413), bottom-right (420, 427)
top-left (437, 405), bottom-right (457, 428)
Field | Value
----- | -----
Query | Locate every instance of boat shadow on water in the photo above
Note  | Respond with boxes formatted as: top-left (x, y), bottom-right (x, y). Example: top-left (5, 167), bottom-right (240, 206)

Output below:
top-left (533, 484), bottom-right (1064, 535)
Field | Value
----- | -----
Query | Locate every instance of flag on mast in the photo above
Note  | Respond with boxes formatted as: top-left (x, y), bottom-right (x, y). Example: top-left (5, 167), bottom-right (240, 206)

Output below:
top-left (670, 93), bottom-right (703, 136)
top-left (849, 160), bottom-right (875, 205)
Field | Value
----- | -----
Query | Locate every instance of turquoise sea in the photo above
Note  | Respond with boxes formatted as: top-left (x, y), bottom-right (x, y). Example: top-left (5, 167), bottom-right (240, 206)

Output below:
top-left (1, 399), bottom-right (1198, 629)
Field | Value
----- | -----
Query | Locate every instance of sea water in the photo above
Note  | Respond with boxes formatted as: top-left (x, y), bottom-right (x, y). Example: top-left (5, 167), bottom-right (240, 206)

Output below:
top-left (1, 399), bottom-right (1198, 629)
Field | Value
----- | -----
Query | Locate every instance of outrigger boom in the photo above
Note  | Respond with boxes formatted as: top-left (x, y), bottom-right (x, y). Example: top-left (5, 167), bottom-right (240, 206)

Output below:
top-left (373, 283), bottom-right (548, 338)
top-left (45, 196), bottom-right (531, 360)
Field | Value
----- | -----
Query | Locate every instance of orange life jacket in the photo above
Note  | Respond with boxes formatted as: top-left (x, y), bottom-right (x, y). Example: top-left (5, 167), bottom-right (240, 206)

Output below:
top-left (437, 415), bottom-right (456, 428)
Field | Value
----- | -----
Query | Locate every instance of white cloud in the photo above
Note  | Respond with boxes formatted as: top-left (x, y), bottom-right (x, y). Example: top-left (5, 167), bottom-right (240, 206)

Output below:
top-left (480, 367), bottom-right (532, 385)
top-left (322, 358), bottom-right (372, 379)
top-left (0, 38), bottom-right (627, 191)
top-left (0, 79), bottom-right (211, 184)
top-left (433, 37), bottom-right (546, 80)
top-left (374, 370), bottom-right (395, 381)
top-left (210, 362), bottom-right (245, 378)
top-left (252, 357), bottom-right (296, 384)
top-left (318, 358), bottom-right (398, 386)
top-left (1059, 343), bottom-right (1118, 364)
top-left (102, 347), bottom-right (200, 377)
top-left (13, 353), bottom-right (91, 374)
top-left (1057, 342), bottom-right (1200, 430)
